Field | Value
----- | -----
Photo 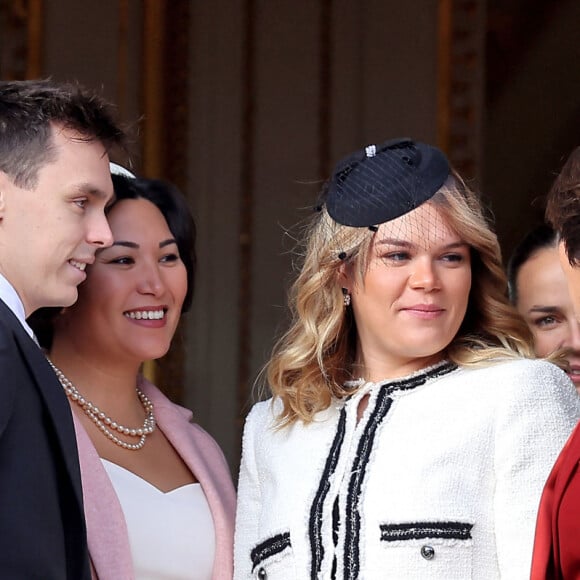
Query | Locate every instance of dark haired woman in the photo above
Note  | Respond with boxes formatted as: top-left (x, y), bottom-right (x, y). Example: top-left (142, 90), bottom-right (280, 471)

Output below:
top-left (32, 170), bottom-right (236, 579)
top-left (507, 224), bottom-right (580, 392)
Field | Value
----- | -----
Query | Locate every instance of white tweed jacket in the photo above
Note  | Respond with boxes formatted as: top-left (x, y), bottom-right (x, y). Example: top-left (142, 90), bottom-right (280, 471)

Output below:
top-left (234, 358), bottom-right (580, 580)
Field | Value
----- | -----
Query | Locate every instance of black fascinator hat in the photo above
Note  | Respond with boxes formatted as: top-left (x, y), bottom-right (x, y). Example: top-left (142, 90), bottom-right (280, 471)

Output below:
top-left (324, 138), bottom-right (450, 227)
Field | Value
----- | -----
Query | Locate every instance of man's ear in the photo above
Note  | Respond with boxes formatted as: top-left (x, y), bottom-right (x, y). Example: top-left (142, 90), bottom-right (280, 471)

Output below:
top-left (0, 171), bottom-right (11, 219)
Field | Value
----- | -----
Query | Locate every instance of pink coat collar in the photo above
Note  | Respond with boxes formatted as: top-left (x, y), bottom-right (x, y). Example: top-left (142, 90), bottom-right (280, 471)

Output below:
top-left (73, 379), bottom-right (236, 579)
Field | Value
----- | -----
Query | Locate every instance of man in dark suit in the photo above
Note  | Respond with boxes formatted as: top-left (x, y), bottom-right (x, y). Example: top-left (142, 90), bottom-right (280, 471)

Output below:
top-left (0, 80), bottom-right (125, 578)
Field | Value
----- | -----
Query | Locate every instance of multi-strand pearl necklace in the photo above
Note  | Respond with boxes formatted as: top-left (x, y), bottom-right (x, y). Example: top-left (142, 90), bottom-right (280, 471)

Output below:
top-left (48, 360), bottom-right (156, 451)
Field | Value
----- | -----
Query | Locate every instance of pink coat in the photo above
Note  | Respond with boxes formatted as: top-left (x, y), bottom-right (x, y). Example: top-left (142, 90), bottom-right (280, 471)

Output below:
top-left (72, 378), bottom-right (236, 580)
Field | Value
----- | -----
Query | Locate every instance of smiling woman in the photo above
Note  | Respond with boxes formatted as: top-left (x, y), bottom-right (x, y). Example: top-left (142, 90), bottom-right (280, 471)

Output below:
top-left (29, 172), bottom-right (236, 580)
top-left (234, 139), bottom-right (580, 579)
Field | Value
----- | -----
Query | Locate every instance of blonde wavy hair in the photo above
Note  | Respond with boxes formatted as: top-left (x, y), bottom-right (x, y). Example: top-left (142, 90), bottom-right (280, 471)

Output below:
top-left (266, 171), bottom-right (534, 425)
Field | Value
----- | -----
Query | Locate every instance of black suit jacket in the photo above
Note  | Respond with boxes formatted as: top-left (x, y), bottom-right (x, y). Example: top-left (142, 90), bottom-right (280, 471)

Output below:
top-left (0, 299), bottom-right (90, 579)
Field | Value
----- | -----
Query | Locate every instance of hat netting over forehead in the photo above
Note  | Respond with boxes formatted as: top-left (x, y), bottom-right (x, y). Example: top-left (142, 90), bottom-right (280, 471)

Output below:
top-left (325, 137), bottom-right (450, 228)
top-left (312, 138), bottom-right (456, 268)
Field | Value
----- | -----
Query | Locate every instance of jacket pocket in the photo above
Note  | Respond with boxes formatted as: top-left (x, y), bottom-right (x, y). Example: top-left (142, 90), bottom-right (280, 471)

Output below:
top-left (250, 531), bottom-right (294, 579)
top-left (378, 521), bottom-right (474, 579)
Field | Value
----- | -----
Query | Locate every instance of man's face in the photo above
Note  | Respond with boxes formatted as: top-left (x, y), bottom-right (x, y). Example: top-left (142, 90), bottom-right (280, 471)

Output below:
top-left (0, 124), bottom-right (114, 315)
top-left (558, 241), bottom-right (580, 322)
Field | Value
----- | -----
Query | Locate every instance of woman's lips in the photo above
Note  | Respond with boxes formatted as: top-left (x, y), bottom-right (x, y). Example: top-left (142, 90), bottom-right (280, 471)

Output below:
top-left (401, 305), bottom-right (445, 320)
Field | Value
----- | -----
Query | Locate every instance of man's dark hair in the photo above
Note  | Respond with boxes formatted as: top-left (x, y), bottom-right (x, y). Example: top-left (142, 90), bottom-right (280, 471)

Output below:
top-left (545, 146), bottom-right (580, 265)
top-left (0, 78), bottom-right (125, 189)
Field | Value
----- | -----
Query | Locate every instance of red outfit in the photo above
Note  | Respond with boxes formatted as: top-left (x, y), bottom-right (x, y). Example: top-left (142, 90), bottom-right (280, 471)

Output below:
top-left (531, 421), bottom-right (580, 579)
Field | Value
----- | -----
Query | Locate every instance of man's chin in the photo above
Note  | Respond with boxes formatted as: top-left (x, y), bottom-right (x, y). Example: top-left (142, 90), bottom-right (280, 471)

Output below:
top-left (46, 287), bottom-right (79, 310)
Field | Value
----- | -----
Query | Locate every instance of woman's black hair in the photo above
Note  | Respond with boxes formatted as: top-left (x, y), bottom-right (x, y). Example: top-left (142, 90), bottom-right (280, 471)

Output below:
top-left (506, 224), bottom-right (558, 304)
top-left (110, 174), bottom-right (197, 313)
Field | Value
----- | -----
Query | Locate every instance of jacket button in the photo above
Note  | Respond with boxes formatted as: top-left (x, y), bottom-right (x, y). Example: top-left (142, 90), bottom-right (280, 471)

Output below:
top-left (421, 545), bottom-right (435, 560)
top-left (257, 567), bottom-right (267, 579)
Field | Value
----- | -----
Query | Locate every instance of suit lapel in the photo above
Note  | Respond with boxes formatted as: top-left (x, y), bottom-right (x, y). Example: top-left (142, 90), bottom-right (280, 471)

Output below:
top-left (3, 303), bottom-right (85, 509)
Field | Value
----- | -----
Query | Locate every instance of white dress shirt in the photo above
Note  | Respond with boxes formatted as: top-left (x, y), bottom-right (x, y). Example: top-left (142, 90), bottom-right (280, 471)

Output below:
top-left (0, 272), bottom-right (36, 341)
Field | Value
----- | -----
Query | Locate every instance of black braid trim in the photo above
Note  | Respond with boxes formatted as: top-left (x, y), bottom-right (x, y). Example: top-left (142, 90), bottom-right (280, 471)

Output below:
top-left (343, 390), bottom-right (392, 580)
top-left (380, 521), bottom-right (473, 542)
top-left (381, 361), bottom-right (457, 396)
top-left (308, 407), bottom-right (347, 578)
top-left (251, 532), bottom-right (291, 571)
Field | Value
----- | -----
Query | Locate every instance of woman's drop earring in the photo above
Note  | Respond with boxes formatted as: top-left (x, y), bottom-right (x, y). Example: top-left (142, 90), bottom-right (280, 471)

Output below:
top-left (342, 288), bottom-right (351, 307)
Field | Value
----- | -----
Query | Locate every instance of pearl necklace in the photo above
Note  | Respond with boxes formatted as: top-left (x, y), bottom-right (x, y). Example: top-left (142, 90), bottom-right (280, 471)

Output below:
top-left (48, 360), bottom-right (156, 451)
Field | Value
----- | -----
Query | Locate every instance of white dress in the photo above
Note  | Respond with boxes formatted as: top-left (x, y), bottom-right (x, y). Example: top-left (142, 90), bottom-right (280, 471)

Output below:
top-left (102, 459), bottom-right (216, 580)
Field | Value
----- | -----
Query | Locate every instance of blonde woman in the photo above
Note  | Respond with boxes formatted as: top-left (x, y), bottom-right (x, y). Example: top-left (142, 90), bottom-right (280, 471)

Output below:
top-left (234, 139), bottom-right (580, 579)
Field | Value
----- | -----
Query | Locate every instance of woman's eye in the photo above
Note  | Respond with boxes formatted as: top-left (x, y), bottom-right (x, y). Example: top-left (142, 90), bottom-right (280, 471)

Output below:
top-left (441, 253), bottom-right (464, 263)
top-left (110, 256), bottom-right (134, 265)
top-left (74, 198), bottom-right (87, 209)
top-left (161, 253), bottom-right (180, 263)
top-left (382, 252), bottom-right (410, 262)
top-left (534, 316), bottom-right (559, 328)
